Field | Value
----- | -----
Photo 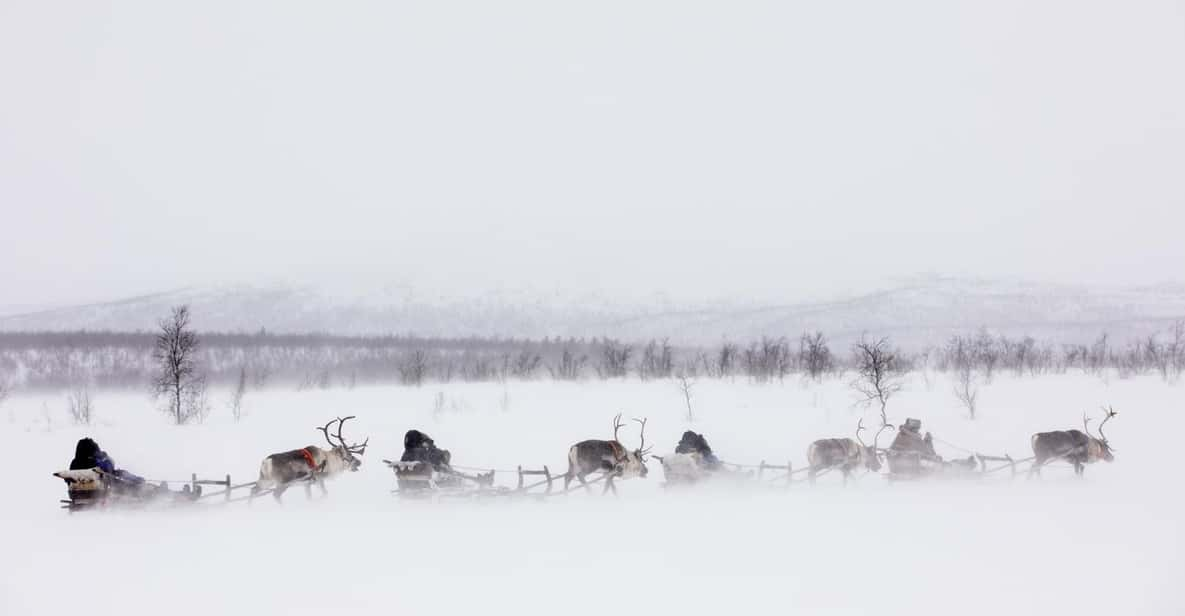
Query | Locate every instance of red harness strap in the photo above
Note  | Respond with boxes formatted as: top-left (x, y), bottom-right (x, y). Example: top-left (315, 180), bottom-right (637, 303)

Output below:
top-left (299, 448), bottom-right (317, 470)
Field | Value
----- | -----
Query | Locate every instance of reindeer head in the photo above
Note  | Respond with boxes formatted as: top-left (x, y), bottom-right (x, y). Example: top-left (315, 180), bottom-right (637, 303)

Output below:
top-left (855, 418), bottom-right (887, 472)
top-left (1083, 407), bottom-right (1117, 462)
top-left (610, 413), bottom-right (651, 478)
top-left (316, 416), bottom-right (369, 472)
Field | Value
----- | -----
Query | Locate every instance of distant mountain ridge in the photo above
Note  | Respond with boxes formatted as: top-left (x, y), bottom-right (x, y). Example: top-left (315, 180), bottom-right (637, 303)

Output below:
top-left (2, 277), bottom-right (1183, 348)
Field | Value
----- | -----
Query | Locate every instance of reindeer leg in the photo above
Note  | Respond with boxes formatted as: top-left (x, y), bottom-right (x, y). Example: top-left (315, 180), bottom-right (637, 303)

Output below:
top-left (273, 484), bottom-right (286, 504)
top-left (318, 476), bottom-right (328, 497)
top-left (1028, 458), bottom-right (1043, 480)
top-left (578, 473), bottom-right (590, 493)
top-left (603, 475), bottom-right (617, 496)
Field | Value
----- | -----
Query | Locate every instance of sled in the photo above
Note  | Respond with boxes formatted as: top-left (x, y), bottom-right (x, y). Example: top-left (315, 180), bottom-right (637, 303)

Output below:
top-left (53, 468), bottom-right (204, 512)
top-left (885, 451), bottom-right (982, 481)
top-left (384, 459), bottom-right (502, 499)
top-left (656, 453), bottom-right (764, 488)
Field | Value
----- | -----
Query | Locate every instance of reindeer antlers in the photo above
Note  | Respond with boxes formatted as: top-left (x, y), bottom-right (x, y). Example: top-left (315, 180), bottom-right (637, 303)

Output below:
top-left (1082, 412), bottom-right (1096, 439)
top-left (632, 417), bottom-right (651, 455)
top-left (315, 416), bottom-right (368, 454)
top-left (316, 418), bottom-right (340, 448)
top-left (336, 415), bottom-right (369, 454)
top-left (612, 413), bottom-right (625, 442)
top-left (1098, 406), bottom-right (1118, 443)
top-left (1083, 407), bottom-right (1118, 444)
top-left (855, 418), bottom-right (868, 448)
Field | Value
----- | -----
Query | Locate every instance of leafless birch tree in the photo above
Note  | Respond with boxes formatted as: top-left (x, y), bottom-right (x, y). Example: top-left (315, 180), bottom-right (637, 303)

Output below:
top-left (228, 365), bottom-right (248, 421)
top-left (67, 383), bottom-right (95, 425)
top-left (676, 374), bottom-right (695, 422)
top-left (851, 337), bottom-right (903, 428)
top-left (152, 305), bottom-right (207, 425)
top-left (952, 366), bottom-right (978, 419)
top-left (799, 331), bottom-right (833, 381)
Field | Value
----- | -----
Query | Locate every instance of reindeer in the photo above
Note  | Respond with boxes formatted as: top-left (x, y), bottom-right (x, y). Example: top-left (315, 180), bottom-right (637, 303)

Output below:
top-left (253, 416), bottom-right (369, 502)
top-left (806, 418), bottom-right (887, 485)
top-left (1030, 407), bottom-right (1117, 478)
top-left (565, 414), bottom-right (651, 494)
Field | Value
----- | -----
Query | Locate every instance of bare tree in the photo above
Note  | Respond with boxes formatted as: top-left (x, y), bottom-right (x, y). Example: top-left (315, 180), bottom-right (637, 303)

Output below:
top-left (851, 337), bottom-right (904, 428)
top-left (152, 305), bottom-right (207, 425)
top-left (952, 366), bottom-right (978, 419)
top-left (228, 365), bottom-right (248, 422)
top-left (0, 378), bottom-right (8, 410)
top-left (743, 337), bottom-right (791, 383)
top-left (799, 331), bottom-right (833, 382)
top-left (1007, 336), bottom-right (1037, 377)
top-left (637, 339), bottom-right (673, 381)
top-left (1170, 320), bottom-right (1185, 381)
top-left (973, 329), bottom-right (999, 382)
top-left (676, 374), bottom-right (695, 422)
top-left (597, 341), bottom-right (632, 379)
top-left (1087, 332), bottom-right (1110, 376)
top-left (399, 350), bottom-right (429, 386)
top-left (1143, 335), bottom-right (1169, 381)
top-left (67, 383), bottom-right (95, 425)
top-left (505, 349), bottom-right (541, 379)
top-left (715, 342), bottom-right (738, 378)
top-left (548, 347), bottom-right (587, 380)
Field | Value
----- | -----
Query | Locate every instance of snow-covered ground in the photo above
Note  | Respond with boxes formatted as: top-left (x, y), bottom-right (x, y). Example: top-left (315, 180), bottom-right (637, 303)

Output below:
top-left (2, 374), bottom-right (1181, 615)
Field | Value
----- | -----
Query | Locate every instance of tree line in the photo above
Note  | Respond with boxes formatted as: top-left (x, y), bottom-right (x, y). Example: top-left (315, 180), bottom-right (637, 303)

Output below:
top-left (1, 307), bottom-right (1182, 401)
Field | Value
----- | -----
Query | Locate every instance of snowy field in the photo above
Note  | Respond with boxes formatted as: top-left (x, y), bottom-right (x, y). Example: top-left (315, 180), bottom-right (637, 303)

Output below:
top-left (2, 374), bottom-right (1181, 615)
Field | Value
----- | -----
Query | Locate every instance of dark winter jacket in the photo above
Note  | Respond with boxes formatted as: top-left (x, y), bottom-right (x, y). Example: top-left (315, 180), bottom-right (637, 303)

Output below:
top-left (675, 431), bottom-right (721, 469)
top-left (400, 430), bottom-right (452, 470)
top-left (70, 438), bottom-right (115, 473)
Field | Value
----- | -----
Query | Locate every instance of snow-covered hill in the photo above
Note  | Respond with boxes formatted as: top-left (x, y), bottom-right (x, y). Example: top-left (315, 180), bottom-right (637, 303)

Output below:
top-left (2, 276), bottom-right (1183, 347)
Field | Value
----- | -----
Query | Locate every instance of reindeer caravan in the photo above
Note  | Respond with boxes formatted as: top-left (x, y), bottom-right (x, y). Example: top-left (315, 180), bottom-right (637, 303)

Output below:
top-left (54, 406), bottom-right (1120, 511)
top-left (654, 408), bottom-right (1121, 488)
top-left (800, 409), bottom-right (1120, 484)
top-left (55, 416), bottom-right (371, 511)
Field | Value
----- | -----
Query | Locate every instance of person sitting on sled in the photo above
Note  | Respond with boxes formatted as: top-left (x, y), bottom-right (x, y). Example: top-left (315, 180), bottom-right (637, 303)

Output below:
top-left (68, 437), bottom-right (200, 499)
top-left (889, 418), bottom-right (940, 460)
top-left (674, 430), bottom-right (722, 470)
top-left (69, 437), bottom-right (147, 485)
top-left (400, 429), bottom-right (452, 472)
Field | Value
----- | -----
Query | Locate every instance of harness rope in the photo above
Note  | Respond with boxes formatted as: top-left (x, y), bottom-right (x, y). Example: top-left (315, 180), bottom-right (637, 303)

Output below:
top-left (931, 436), bottom-right (978, 455)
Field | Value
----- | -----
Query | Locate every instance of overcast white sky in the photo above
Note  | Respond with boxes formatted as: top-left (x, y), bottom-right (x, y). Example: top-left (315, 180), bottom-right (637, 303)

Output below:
top-left (1, 2), bottom-right (1183, 308)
